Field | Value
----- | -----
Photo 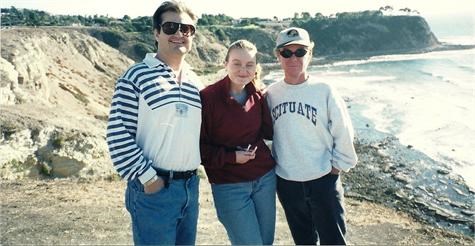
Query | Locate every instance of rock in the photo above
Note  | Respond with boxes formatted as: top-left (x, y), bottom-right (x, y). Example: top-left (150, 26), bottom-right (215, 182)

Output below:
top-left (417, 186), bottom-right (435, 196)
top-left (435, 196), bottom-right (451, 203)
top-left (460, 210), bottom-right (474, 216)
top-left (449, 201), bottom-right (467, 209)
top-left (49, 156), bottom-right (85, 177)
top-left (345, 192), bottom-right (375, 202)
top-left (381, 162), bottom-right (392, 173)
top-left (395, 189), bottom-right (407, 199)
top-left (393, 174), bottom-right (410, 184)
top-left (437, 169), bottom-right (450, 175)
top-left (452, 187), bottom-right (465, 196)
top-left (414, 198), bottom-right (429, 208)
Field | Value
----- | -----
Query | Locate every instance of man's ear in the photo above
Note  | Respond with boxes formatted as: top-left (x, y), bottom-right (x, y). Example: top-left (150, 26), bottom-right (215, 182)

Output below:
top-left (153, 29), bottom-right (160, 40)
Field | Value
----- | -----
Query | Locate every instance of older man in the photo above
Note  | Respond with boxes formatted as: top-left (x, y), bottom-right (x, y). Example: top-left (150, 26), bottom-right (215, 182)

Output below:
top-left (266, 27), bottom-right (358, 245)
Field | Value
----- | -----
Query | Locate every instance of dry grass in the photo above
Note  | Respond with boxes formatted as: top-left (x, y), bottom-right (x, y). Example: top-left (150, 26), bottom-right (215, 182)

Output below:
top-left (1, 179), bottom-right (472, 245)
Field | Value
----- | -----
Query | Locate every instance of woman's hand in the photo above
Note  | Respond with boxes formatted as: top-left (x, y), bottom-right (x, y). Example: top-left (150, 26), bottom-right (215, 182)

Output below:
top-left (235, 146), bottom-right (257, 164)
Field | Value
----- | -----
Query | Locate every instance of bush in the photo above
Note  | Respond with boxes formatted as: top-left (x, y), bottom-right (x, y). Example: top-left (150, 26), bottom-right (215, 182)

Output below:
top-left (100, 30), bottom-right (125, 49)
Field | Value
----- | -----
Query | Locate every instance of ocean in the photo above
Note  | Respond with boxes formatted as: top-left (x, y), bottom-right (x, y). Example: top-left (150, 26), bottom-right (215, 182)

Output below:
top-left (264, 43), bottom-right (475, 189)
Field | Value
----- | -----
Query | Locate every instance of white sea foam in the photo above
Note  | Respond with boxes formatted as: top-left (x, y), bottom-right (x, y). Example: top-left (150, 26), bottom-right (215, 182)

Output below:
top-left (327, 48), bottom-right (475, 68)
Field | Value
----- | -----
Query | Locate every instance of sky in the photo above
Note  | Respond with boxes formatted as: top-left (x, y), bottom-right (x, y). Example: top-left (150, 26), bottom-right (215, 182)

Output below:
top-left (1, 0), bottom-right (474, 19)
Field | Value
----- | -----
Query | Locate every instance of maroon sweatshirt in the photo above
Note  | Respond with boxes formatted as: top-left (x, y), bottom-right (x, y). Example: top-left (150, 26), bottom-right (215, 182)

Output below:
top-left (200, 76), bottom-right (275, 184)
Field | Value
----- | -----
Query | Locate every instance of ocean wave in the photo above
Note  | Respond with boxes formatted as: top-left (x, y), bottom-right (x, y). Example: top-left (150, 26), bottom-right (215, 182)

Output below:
top-left (457, 64), bottom-right (475, 73)
top-left (418, 70), bottom-right (454, 84)
top-left (317, 68), bottom-right (367, 76)
top-left (325, 49), bottom-right (475, 68)
top-left (349, 68), bottom-right (366, 74)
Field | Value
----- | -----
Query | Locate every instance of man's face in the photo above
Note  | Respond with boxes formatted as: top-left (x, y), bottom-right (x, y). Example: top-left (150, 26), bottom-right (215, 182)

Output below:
top-left (277, 44), bottom-right (312, 82)
top-left (155, 11), bottom-right (195, 57)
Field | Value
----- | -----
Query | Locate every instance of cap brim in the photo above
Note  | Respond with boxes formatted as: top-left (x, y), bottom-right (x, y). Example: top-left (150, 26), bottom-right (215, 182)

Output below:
top-left (276, 40), bottom-right (310, 49)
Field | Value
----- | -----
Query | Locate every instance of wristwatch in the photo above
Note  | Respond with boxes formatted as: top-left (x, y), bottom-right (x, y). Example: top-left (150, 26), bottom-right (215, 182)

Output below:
top-left (144, 175), bottom-right (159, 186)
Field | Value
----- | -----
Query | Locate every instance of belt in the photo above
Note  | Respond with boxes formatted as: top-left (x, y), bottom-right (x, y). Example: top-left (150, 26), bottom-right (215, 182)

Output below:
top-left (156, 169), bottom-right (197, 180)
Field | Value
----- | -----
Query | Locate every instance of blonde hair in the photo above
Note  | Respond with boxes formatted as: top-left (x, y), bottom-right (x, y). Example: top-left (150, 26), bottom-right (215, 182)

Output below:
top-left (225, 39), bottom-right (263, 90)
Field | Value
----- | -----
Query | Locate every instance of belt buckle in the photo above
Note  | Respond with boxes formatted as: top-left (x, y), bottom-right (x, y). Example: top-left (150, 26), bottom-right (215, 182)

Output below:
top-left (169, 171), bottom-right (174, 180)
top-left (183, 170), bottom-right (194, 179)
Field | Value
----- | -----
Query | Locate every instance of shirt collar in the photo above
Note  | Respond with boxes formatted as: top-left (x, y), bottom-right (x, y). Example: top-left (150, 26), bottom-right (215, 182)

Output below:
top-left (220, 75), bottom-right (258, 104)
top-left (143, 53), bottom-right (194, 70)
top-left (143, 53), bottom-right (165, 68)
top-left (142, 53), bottom-right (203, 89)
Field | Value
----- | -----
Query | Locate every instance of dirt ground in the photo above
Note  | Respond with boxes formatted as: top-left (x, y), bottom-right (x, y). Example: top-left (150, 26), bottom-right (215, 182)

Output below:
top-left (1, 178), bottom-right (472, 245)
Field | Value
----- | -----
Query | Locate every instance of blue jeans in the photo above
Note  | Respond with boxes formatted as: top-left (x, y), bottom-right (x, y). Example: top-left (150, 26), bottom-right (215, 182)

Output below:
top-left (211, 169), bottom-right (276, 245)
top-left (277, 173), bottom-right (346, 245)
top-left (125, 175), bottom-right (199, 245)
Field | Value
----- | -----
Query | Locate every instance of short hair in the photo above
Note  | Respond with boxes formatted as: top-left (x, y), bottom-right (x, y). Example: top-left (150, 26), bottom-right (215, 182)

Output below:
top-left (152, 0), bottom-right (198, 32)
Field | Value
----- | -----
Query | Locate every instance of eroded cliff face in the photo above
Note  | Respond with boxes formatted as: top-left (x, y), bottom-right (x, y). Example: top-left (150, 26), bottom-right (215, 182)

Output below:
top-left (1, 27), bottom-right (134, 180)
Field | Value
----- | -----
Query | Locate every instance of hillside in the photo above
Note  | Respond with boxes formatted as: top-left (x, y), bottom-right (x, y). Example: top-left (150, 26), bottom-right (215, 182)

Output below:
top-left (1, 27), bottom-right (133, 180)
top-left (74, 14), bottom-right (443, 69)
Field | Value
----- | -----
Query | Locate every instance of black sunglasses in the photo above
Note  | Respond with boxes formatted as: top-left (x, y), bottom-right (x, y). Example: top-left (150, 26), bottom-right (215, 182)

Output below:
top-left (279, 48), bottom-right (308, 58)
top-left (160, 22), bottom-right (196, 36)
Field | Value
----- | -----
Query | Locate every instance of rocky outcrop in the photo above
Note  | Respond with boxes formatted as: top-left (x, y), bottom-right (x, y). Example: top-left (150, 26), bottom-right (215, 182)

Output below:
top-left (344, 134), bottom-right (474, 236)
top-left (0, 121), bottom-right (115, 180)
top-left (0, 27), bottom-right (133, 180)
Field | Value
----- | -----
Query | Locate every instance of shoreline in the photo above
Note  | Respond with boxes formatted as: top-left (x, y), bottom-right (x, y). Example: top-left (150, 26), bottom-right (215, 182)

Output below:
top-left (346, 128), bottom-right (474, 237)
top-left (312, 43), bottom-right (475, 66)
top-left (259, 43), bottom-right (475, 79)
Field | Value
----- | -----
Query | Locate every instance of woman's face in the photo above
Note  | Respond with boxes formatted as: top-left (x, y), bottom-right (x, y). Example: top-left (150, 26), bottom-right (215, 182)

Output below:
top-left (225, 48), bottom-right (257, 86)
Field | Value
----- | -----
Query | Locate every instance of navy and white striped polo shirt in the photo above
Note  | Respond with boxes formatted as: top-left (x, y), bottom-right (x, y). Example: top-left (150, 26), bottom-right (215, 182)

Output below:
top-left (107, 53), bottom-right (203, 183)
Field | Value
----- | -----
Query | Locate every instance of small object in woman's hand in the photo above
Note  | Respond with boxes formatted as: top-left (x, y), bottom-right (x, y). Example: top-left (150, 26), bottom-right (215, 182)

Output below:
top-left (245, 144), bottom-right (251, 152)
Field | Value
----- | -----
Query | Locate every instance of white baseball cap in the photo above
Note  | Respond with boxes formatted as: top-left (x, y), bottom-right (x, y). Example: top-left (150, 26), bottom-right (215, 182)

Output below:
top-left (275, 27), bottom-right (312, 49)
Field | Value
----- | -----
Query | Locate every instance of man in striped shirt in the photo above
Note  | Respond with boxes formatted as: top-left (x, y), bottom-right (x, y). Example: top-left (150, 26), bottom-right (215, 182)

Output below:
top-left (106, 1), bottom-right (203, 244)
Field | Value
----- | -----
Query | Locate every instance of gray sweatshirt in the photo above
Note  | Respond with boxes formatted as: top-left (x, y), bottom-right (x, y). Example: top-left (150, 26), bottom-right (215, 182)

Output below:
top-left (266, 78), bottom-right (358, 181)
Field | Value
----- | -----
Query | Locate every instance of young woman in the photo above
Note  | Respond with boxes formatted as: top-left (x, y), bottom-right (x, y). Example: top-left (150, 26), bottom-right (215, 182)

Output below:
top-left (200, 40), bottom-right (276, 245)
